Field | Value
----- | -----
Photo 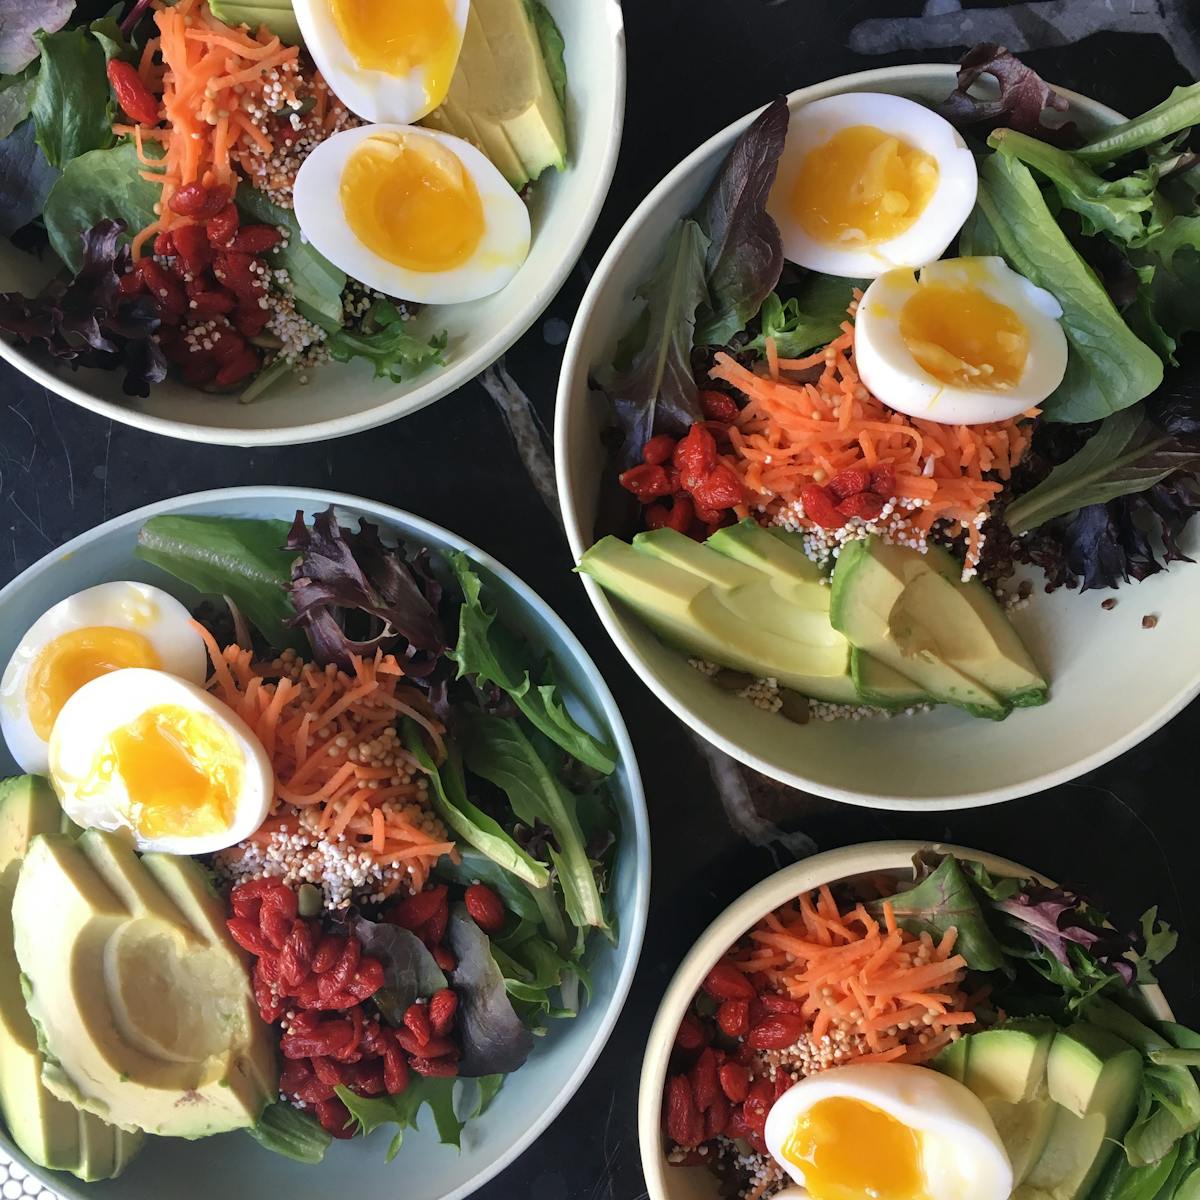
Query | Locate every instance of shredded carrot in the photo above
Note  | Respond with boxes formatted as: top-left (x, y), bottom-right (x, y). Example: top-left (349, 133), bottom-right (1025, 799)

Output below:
top-left (194, 623), bottom-right (453, 892)
top-left (727, 883), bottom-right (977, 1066)
top-left (713, 310), bottom-right (1037, 570)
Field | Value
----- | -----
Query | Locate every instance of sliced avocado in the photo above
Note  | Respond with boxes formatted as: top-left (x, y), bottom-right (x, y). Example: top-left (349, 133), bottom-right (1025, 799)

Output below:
top-left (424, 0), bottom-right (567, 182)
top-left (829, 537), bottom-right (1008, 718)
top-left (13, 831), bottom-right (277, 1139)
top-left (1016, 1024), bottom-right (1143, 1200)
top-left (934, 1036), bottom-right (969, 1082)
top-left (578, 535), bottom-right (858, 702)
top-left (706, 520), bottom-right (827, 602)
top-left (851, 647), bottom-right (932, 709)
top-left (208, 0), bottom-right (301, 43)
top-left (922, 544), bottom-right (1048, 706)
top-left (0, 778), bottom-right (141, 1181)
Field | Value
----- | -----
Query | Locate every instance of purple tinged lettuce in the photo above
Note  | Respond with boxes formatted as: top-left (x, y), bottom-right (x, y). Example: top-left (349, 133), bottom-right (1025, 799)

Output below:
top-left (0, 0), bottom-right (74, 74)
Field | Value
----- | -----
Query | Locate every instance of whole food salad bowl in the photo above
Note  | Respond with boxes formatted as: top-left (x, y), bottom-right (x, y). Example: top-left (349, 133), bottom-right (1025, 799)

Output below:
top-left (0, 486), bottom-right (649, 1200)
top-left (639, 841), bottom-right (1195, 1200)
top-left (556, 52), bottom-right (1200, 808)
top-left (0, 0), bottom-right (625, 445)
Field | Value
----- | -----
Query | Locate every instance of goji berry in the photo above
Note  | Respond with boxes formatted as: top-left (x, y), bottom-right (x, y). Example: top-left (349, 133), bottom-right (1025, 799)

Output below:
top-left (691, 463), bottom-right (744, 511)
top-left (747, 1014), bottom-right (806, 1050)
top-left (689, 1048), bottom-right (721, 1111)
top-left (727, 1103), bottom-right (754, 1140)
top-left (314, 1097), bottom-right (355, 1139)
top-left (312, 934), bottom-right (344, 974)
top-left (828, 467), bottom-right (871, 500)
top-left (716, 999), bottom-right (750, 1038)
top-left (348, 957), bottom-right (384, 1000)
top-left (310, 1056), bottom-right (344, 1087)
top-left (465, 883), bottom-right (506, 933)
top-left (190, 290), bottom-right (236, 319)
top-left (402, 1002), bottom-right (432, 1048)
top-left (136, 259), bottom-right (186, 324)
top-left (181, 356), bottom-right (217, 386)
top-left (800, 482), bottom-right (847, 530)
top-left (704, 1095), bottom-right (730, 1138)
top-left (641, 434), bottom-right (676, 466)
top-left (870, 462), bottom-right (896, 497)
top-left (702, 961), bottom-right (756, 1002)
top-left (643, 504), bottom-right (670, 531)
top-left (383, 1044), bottom-right (409, 1093)
top-left (673, 423), bottom-right (718, 491)
top-left (742, 1078), bottom-right (775, 1131)
top-left (718, 1062), bottom-right (750, 1103)
top-left (665, 1075), bottom-right (704, 1148)
top-left (423, 899), bottom-right (449, 948)
top-left (230, 224), bottom-right (282, 255)
top-left (410, 1056), bottom-right (459, 1078)
top-left (233, 301), bottom-right (270, 338)
top-left (153, 231), bottom-right (175, 258)
top-left (674, 1012), bottom-right (708, 1054)
top-left (431, 945), bottom-right (456, 972)
top-left (664, 494), bottom-right (694, 535)
top-left (618, 463), bottom-right (672, 503)
top-left (760, 994), bottom-right (803, 1015)
top-left (172, 223), bottom-right (212, 276)
top-left (117, 270), bottom-right (145, 298)
top-left (700, 390), bottom-right (739, 423)
top-left (344, 1059), bottom-right (386, 1096)
top-left (213, 250), bottom-right (262, 300)
top-left (106, 60), bottom-right (160, 126)
top-left (206, 203), bottom-right (240, 247)
top-left (226, 917), bottom-right (272, 956)
top-left (396, 1029), bottom-right (457, 1059)
top-left (386, 885), bottom-right (447, 931)
top-left (837, 491), bottom-right (885, 521)
top-left (429, 989), bottom-right (458, 1036)
top-left (214, 347), bottom-right (260, 388)
top-left (171, 182), bottom-right (230, 220)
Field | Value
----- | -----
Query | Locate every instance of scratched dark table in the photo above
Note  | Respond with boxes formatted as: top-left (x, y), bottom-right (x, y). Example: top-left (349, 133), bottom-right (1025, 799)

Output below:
top-left (2, 3), bottom-right (1199, 1199)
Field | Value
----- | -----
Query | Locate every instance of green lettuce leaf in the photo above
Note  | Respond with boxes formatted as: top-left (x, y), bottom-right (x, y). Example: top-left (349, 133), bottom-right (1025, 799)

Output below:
top-left (42, 140), bottom-right (159, 272)
top-left (974, 153), bottom-right (1163, 423)
top-left (1075, 84), bottom-right (1200, 164)
top-left (434, 847), bottom-right (543, 923)
top-left (746, 275), bottom-right (863, 359)
top-left (135, 515), bottom-right (303, 650)
top-left (402, 720), bottom-right (550, 891)
top-left (448, 553), bottom-right (616, 775)
top-left (30, 27), bottom-right (113, 169)
top-left (0, 74), bottom-right (35, 141)
top-left (246, 1103), bottom-right (331, 1165)
top-left (326, 299), bottom-right (447, 383)
top-left (462, 713), bottom-right (607, 932)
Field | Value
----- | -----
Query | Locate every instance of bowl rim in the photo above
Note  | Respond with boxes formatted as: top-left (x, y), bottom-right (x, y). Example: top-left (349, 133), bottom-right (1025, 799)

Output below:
top-left (635, 839), bottom-right (1174, 1200)
top-left (551, 63), bottom-right (1199, 812)
top-left (0, 2), bottom-right (626, 448)
top-left (0, 483), bottom-right (651, 1200)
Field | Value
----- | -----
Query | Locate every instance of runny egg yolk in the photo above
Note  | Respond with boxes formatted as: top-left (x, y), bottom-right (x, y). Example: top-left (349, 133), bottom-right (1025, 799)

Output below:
top-left (83, 705), bottom-right (241, 840)
top-left (899, 282), bottom-right (1029, 390)
top-left (791, 125), bottom-right (939, 247)
top-left (782, 1096), bottom-right (928, 1200)
top-left (330, 0), bottom-right (459, 107)
top-left (27, 628), bottom-right (160, 740)
top-left (340, 130), bottom-right (485, 272)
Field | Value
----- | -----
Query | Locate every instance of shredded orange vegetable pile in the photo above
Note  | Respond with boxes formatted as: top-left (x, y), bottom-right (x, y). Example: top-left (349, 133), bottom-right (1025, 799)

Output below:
top-left (731, 884), bottom-right (977, 1065)
top-left (713, 313), bottom-right (1037, 564)
top-left (123, 0), bottom-right (301, 256)
top-left (196, 625), bottom-right (455, 893)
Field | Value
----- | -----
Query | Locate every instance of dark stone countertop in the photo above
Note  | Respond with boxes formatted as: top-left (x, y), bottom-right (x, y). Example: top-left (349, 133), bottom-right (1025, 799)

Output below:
top-left (2, 3), bottom-right (1198, 1198)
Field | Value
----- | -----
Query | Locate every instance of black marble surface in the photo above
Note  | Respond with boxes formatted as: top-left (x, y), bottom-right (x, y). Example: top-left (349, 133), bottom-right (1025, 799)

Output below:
top-left (2, 3), bottom-right (1200, 1198)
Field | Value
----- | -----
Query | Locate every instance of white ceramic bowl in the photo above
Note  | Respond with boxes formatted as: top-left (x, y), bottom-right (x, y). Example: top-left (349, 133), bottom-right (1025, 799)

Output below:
top-left (636, 841), bottom-right (1174, 1200)
top-left (556, 65), bottom-right (1200, 810)
top-left (0, 486), bottom-right (650, 1200)
top-left (0, 1), bottom-right (625, 446)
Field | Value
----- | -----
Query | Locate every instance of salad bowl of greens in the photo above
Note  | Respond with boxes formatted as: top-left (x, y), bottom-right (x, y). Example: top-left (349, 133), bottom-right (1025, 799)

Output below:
top-left (555, 55), bottom-right (1200, 810)
top-left (0, 0), bottom-right (625, 445)
top-left (0, 485), bottom-right (649, 1200)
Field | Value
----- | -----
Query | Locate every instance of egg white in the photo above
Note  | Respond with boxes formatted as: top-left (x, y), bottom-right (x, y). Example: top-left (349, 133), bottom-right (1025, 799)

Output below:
top-left (855, 256), bottom-right (1069, 425)
top-left (47, 668), bottom-right (272, 856)
top-left (0, 583), bottom-right (208, 776)
top-left (764, 1064), bottom-right (1013, 1200)
top-left (767, 92), bottom-right (978, 279)
top-left (294, 124), bottom-right (531, 306)
top-left (293, 0), bottom-right (469, 125)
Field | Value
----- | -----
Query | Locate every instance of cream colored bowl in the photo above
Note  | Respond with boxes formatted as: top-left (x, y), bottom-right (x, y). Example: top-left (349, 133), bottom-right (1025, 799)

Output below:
top-left (555, 65), bottom-right (1200, 809)
top-left (0, 0), bottom-right (625, 446)
top-left (637, 841), bottom-right (1173, 1200)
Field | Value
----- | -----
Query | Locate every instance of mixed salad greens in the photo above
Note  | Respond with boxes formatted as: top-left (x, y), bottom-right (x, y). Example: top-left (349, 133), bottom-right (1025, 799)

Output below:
top-left (0, 506), bottom-right (621, 1180)
top-left (665, 849), bottom-right (1198, 1200)
top-left (0, 0), bottom-right (568, 402)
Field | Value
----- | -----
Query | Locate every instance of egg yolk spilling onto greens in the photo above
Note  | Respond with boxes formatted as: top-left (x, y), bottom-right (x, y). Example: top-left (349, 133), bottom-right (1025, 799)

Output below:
top-left (900, 282), bottom-right (1029, 390)
top-left (781, 1096), bottom-right (928, 1200)
top-left (790, 125), bottom-right (939, 247)
top-left (340, 130), bottom-right (485, 273)
top-left (82, 705), bottom-right (241, 840)
top-left (330, 0), bottom-right (459, 106)
top-left (27, 628), bottom-right (160, 740)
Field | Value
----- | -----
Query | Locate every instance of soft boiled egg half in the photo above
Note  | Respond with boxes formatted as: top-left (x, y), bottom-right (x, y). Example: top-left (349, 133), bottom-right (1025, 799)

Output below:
top-left (763, 1063), bottom-right (1013, 1200)
top-left (767, 93), bottom-right (977, 279)
top-left (294, 0), bottom-right (469, 125)
top-left (47, 668), bottom-right (272, 856)
top-left (0, 582), bottom-right (208, 776)
top-left (295, 124), bottom-right (531, 305)
top-left (855, 256), bottom-right (1069, 425)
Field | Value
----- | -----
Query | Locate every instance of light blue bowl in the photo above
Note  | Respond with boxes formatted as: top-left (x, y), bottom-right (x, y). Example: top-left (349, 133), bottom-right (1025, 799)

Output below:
top-left (0, 487), bottom-right (650, 1200)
